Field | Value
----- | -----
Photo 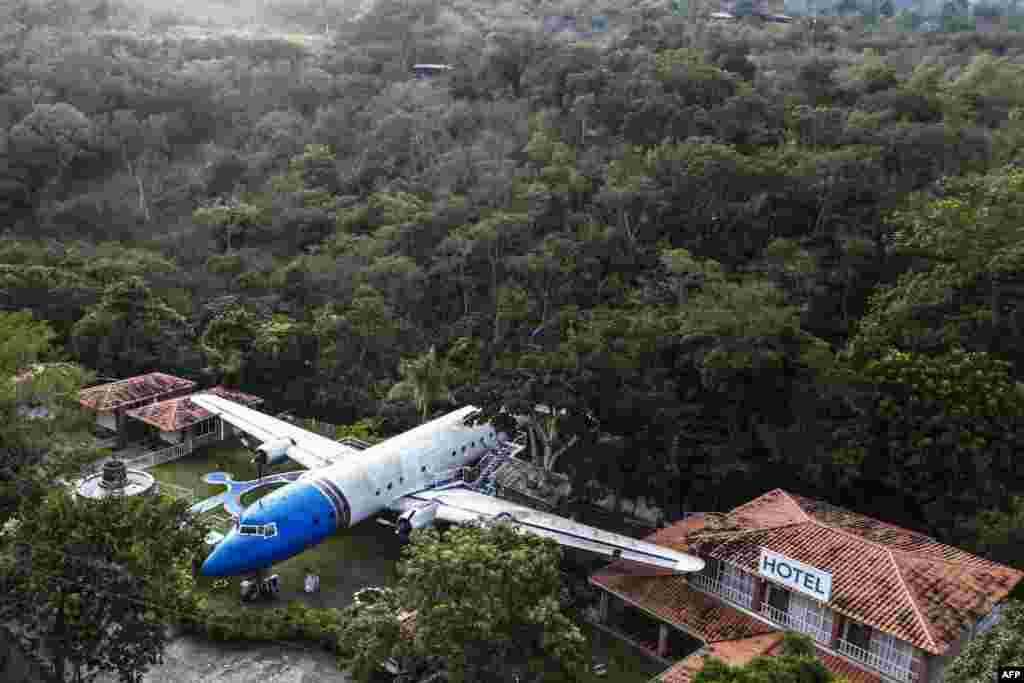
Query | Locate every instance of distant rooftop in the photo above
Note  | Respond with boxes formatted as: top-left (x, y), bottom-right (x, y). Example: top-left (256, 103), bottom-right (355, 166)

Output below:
top-left (12, 362), bottom-right (81, 385)
top-left (126, 385), bottom-right (263, 432)
top-left (79, 372), bottom-right (196, 412)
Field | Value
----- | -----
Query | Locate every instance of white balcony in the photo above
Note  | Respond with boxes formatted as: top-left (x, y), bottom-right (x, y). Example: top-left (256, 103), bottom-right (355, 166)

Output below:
top-left (837, 638), bottom-right (919, 683)
top-left (688, 571), bottom-right (755, 610)
top-left (760, 602), bottom-right (831, 645)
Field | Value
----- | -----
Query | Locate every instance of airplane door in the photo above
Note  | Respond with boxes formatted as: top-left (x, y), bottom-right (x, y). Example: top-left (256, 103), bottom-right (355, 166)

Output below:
top-left (405, 434), bottom-right (437, 489)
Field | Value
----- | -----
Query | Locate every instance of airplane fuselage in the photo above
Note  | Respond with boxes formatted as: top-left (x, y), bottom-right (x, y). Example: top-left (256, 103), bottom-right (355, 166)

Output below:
top-left (201, 407), bottom-right (497, 576)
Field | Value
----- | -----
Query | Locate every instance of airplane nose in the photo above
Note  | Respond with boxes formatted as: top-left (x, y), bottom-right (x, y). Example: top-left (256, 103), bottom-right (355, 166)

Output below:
top-left (201, 533), bottom-right (241, 577)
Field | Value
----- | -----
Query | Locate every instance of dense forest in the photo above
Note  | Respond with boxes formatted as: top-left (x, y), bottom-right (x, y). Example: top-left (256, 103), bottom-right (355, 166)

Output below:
top-left (3, 0), bottom-right (1024, 578)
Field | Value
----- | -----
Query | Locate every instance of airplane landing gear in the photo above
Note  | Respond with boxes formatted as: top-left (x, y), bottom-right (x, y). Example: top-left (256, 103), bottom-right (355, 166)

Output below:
top-left (240, 569), bottom-right (280, 602)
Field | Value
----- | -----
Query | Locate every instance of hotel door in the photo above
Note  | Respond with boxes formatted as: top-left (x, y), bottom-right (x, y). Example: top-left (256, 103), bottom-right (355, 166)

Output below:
top-left (767, 583), bottom-right (790, 613)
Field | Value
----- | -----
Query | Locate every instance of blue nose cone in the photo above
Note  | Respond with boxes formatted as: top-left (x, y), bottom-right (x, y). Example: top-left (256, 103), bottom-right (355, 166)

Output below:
top-left (201, 534), bottom-right (243, 577)
top-left (201, 531), bottom-right (273, 577)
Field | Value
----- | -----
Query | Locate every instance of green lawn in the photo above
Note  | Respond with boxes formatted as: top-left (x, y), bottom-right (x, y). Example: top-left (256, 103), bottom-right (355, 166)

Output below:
top-left (148, 441), bottom-right (305, 502)
top-left (193, 517), bottom-right (406, 611)
top-left (148, 439), bottom-right (405, 612)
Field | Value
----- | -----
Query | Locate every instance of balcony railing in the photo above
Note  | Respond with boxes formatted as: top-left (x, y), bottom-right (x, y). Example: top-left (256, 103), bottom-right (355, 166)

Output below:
top-left (760, 602), bottom-right (831, 645)
top-left (688, 571), bottom-right (754, 610)
top-left (837, 639), bottom-right (918, 683)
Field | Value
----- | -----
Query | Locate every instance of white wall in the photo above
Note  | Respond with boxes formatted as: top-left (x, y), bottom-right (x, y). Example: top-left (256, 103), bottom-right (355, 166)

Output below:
top-left (158, 430), bottom-right (184, 445)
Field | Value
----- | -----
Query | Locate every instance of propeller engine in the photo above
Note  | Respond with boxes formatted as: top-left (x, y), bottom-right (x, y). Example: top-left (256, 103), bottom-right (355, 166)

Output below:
top-left (241, 436), bottom-right (295, 481)
top-left (253, 438), bottom-right (295, 467)
top-left (396, 502), bottom-right (439, 541)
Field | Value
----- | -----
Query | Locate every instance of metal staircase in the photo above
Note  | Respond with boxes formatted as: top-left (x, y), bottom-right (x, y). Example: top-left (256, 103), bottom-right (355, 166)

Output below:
top-left (470, 429), bottom-right (528, 494)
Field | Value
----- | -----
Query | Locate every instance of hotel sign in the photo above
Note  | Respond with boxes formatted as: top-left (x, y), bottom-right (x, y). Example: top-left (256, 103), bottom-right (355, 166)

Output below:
top-left (758, 548), bottom-right (832, 602)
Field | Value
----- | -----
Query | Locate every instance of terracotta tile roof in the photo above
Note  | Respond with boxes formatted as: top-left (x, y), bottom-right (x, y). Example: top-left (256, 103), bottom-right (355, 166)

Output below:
top-left (591, 563), bottom-right (776, 644)
top-left (126, 386), bottom-right (263, 432)
top-left (813, 645), bottom-right (884, 683)
top-left (658, 651), bottom-right (708, 683)
top-left (205, 385), bottom-right (264, 406)
top-left (658, 635), bottom-right (883, 683)
top-left (79, 373), bottom-right (196, 412)
top-left (598, 489), bottom-right (1023, 656)
top-left (659, 634), bottom-right (785, 683)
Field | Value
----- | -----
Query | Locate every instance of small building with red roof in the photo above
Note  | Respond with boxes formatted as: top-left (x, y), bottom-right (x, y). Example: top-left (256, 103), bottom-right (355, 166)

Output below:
top-left (125, 385), bottom-right (264, 447)
top-left (589, 489), bottom-right (1022, 683)
top-left (79, 372), bottom-right (196, 443)
top-left (78, 373), bottom-right (265, 452)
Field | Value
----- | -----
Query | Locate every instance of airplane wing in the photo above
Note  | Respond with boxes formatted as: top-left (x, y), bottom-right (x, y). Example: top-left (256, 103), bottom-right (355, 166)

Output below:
top-left (190, 393), bottom-right (361, 470)
top-left (391, 487), bottom-right (704, 573)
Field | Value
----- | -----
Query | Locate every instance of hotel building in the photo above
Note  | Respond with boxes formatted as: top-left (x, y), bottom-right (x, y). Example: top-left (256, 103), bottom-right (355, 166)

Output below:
top-left (589, 489), bottom-right (1021, 683)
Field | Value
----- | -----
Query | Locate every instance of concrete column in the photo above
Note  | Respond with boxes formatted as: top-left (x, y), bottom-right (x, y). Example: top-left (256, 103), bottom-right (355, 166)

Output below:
top-left (752, 578), bottom-right (767, 614)
top-left (910, 649), bottom-right (926, 683)
top-left (599, 591), bottom-right (609, 623)
top-left (830, 613), bottom-right (843, 649)
top-left (657, 623), bottom-right (669, 658)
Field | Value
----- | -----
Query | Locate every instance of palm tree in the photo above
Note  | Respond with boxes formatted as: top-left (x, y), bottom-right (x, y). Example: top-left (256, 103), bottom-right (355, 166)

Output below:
top-left (387, 346), bottom-right (453, 424)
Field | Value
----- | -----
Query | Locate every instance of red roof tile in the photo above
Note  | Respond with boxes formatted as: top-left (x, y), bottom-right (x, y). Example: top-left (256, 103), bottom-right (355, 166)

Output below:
top-left (592, 565), bottom-right (776, 644)
top-left (659, 634), bottom-right (785, 683)
top-left (813, 645), bottom-right (884, 683)
top-left (205, 385), bottom-right (264, 406)
top-left (658, 635), bottom-right (883, 683)
top-left (126, 386), bottom-right (263, 432)
top-left (79, 373), bottom-right (196, 412)
top-left (595, 489), bottom-right (1023, 656)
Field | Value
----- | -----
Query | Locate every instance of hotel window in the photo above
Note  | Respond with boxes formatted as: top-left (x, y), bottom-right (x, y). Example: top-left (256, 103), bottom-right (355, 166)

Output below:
top-left (719, 562), bottom-right (755, 609)
top-left (765, 582), bottom-right (790, 614)
top-left (195, 419), bottom-right (215, 436)
top-left (844, 621), bottom-right (871, 652)
top-left (871, 631), bottom-right (915, 679)
top-left (788, 592), bottom-right (834, 644)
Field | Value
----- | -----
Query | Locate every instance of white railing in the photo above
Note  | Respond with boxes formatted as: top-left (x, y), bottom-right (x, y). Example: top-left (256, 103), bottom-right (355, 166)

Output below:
top-left (760, 602), bottom-right (832, 645)
top-left (688, 571), bottom-right (755, 609)
top-left (837, 639), bottom-right (918, 683)
top-left (122, 432), bottom-right (220, 471)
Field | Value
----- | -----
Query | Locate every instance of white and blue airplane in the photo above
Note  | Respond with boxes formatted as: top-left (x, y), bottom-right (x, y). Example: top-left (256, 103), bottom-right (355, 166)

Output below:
top-left (190, 394), bottom-right (705, 577)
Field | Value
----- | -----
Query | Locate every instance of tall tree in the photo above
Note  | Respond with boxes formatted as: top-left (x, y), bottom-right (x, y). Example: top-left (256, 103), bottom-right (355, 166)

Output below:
top-left (337, 522), bottom-right (587, 683)
top-left (387, 345), bottom-right (453, 424)
top-left (945, 600), bottom-right (1024, 683)
top-left (693, 632), bottom-right (834, 683)
top-left (70, 276), bottom-right (189, 378)
top-left (0, 489), bottom-right (209, 683)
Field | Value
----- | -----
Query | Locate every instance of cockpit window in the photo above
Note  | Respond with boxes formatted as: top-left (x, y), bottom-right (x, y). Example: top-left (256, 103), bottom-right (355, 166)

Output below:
top-left (238, 523), bottom-right (277, 538)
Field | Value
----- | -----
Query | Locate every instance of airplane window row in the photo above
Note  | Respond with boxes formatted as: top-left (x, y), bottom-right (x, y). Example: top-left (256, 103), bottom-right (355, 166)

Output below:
top-left (238, 523), bottom-right (277, 538)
